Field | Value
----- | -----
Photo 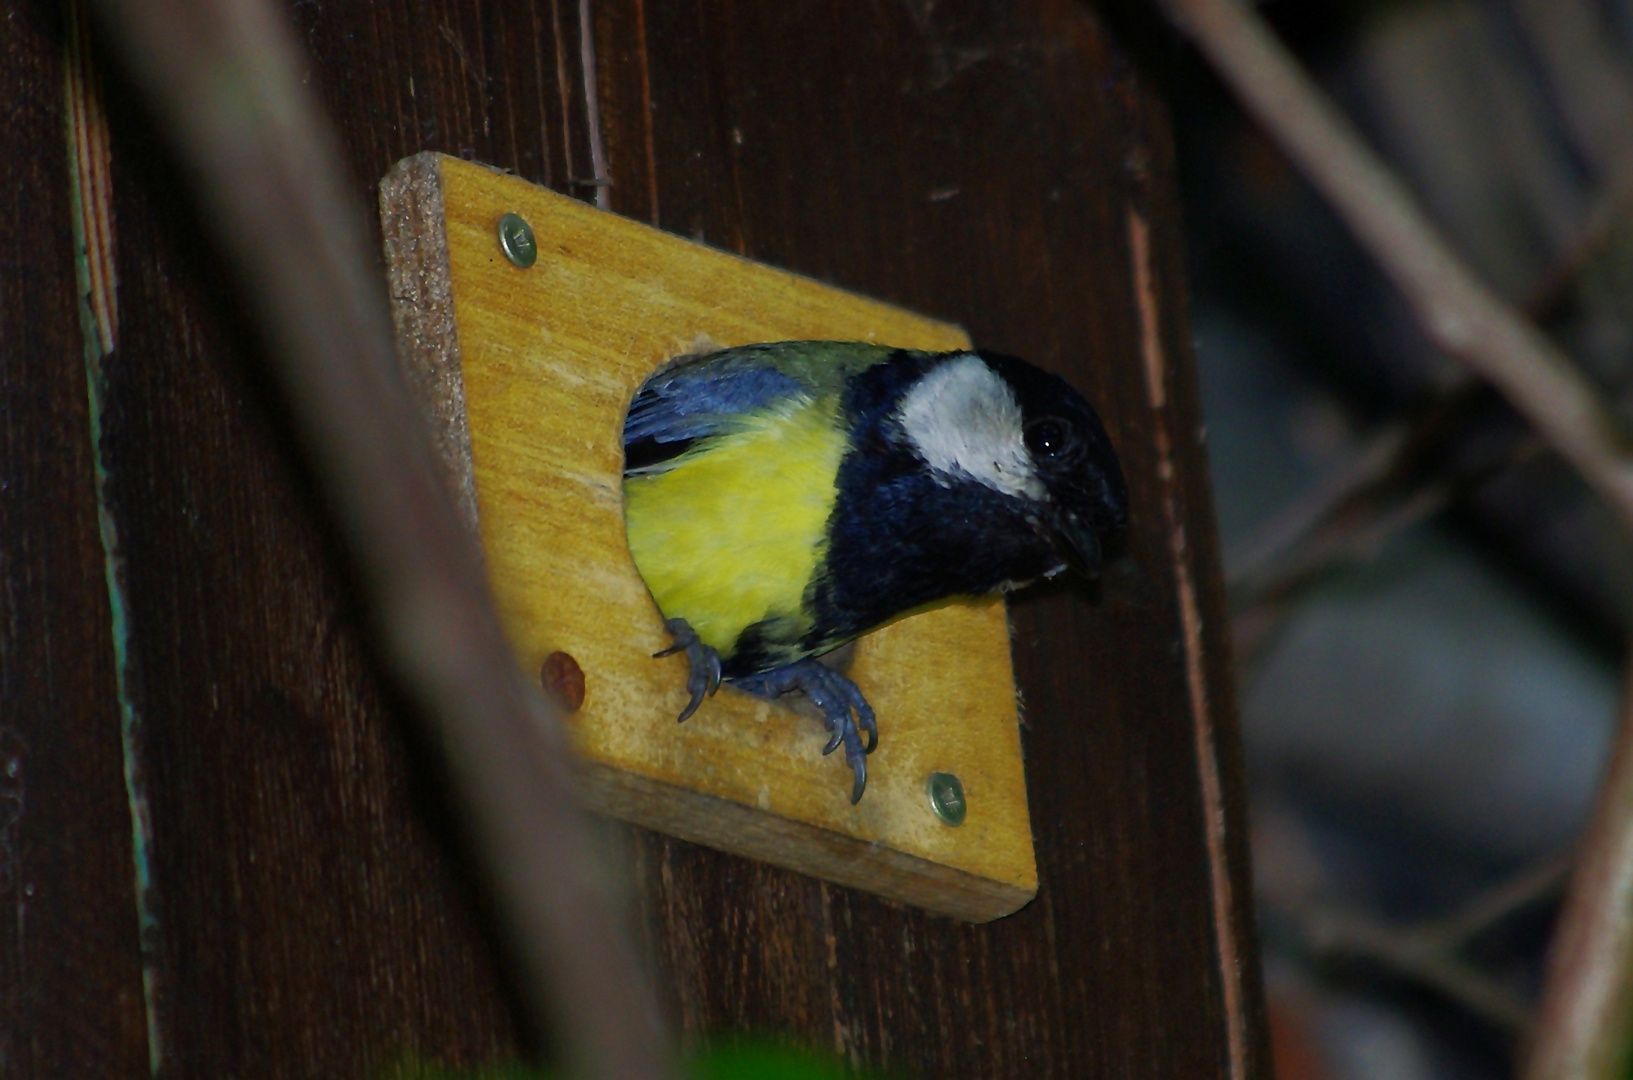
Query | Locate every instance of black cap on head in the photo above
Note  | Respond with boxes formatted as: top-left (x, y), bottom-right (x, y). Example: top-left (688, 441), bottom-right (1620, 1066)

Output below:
top-left (979, 351), bottom-right (1129, 572)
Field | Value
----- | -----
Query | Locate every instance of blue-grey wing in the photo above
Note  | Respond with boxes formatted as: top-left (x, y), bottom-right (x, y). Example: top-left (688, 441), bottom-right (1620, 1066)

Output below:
top-left (621, 351), bottom-right (808, 475)
top-left (621, 342), bottom-right (902, 474)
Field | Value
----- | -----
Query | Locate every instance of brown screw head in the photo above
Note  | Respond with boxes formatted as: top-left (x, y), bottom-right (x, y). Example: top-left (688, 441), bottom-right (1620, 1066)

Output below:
top-left (541, 651), bottom-right (585, 712)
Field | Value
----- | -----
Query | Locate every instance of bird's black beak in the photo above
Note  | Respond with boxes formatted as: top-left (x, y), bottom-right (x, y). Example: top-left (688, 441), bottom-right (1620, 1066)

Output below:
top-left (1049, 509), bottom-right (1103, 578)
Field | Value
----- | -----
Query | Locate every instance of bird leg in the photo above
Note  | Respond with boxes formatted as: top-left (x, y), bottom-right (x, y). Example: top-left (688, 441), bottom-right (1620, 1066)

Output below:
top-left (731, 659), bottom-right (877, 804)
top-left (653, 617), bottom-right (721, 723)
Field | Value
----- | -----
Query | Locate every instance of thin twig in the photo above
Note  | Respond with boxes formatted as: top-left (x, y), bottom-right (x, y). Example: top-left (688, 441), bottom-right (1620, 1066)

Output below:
top-left (1229, 484), bottom-right (1449, 672)
top-left (1301, 907), bottom-right (1531, 1030)
top-left (1228, 121), bottom-right (1633, 603)
top-left (1156, 3), bottom-right (1633, 1072)
top-left (1223, 421), bottom-right (1411, 590)
top-left (1526, 152), bottom-right (1633, 322)
top-left (83, 0), bottom-right (673, 1076)
top-left (1231, 476), bottom-right (1450, 606)
top-left (1155, 0), bottom-right (1633, 536)
top-left (1422, 853), bottom-right (1571, 953)
top-left (1228, 132), bottom-right (1633, 609)
top-left (1524, 659), bottom-right (1633, 1080)
top-left (1227, 412), bottom-right (1539, 673)
top-left (1265, 853), bottom-right (1568, 1031)
top-left (1227, 151), bottom-right (1633, 614)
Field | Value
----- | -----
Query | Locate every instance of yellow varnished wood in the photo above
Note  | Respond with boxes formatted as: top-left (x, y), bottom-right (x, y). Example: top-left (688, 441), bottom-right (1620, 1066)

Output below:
top-left (382, 153), bottom-right (1036, 920)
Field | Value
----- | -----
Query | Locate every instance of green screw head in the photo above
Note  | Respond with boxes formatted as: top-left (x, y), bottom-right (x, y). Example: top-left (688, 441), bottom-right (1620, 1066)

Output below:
top-left (927, 772), bottom-right (967, 826)
top-left (497, 212), bottom-right (537, 268)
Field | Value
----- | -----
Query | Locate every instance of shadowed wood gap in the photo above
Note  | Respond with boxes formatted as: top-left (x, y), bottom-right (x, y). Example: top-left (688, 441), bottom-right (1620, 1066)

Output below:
top-left (551, 0), bottom-right (576, 189)
top-left (578, 0), bottom-right (609, 207)
top-left (0, 0), bottom-right (149, 1071)
top-left (528, 1), bottom-right (553, 189)
top-left (65, 3), bottom-right (163, 1071)
top-left (66, 0), bottom-right (117, 355)
top-left (631, 0), bottom-right (658, 225)
top-left (1130, 206), bottom-right (1247, 1080)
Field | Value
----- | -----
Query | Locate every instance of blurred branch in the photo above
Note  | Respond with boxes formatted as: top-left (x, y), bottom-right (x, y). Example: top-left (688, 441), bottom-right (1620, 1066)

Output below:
top-left (1526, 157), bottom-right (1633, 322)
top-left (83, 0), bottom-right (672, 1076)
top-left (1225, 420), bottom-right (1454, 601)
top-left (1156, 2), bottom-right (1633, 1071)
top-left (1226, 382), bottom-right (1540, 670)
top-left (1226, 148), bottom-right (1633, 643)
top-left (1223, 418), bottom-right (1413, 592)
top-left (1423, 852), bottom-right (1571, 953)
top-left (1154, 5), bottom-right (1633, 1072)
top-left (1153, 0), bottom-right (1633, 536)
top-left (1300, 907), bottom-right (1530, 1030)
top-left (1269, 854), bottom-right (1568, 1032)
top-left (1524, 660), bottom-right (1633, 1080)
top-left (1228, 475), bottom-right (1446, 668)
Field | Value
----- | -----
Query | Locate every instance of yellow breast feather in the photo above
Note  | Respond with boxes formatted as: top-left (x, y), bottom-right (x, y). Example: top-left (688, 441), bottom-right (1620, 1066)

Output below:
top-left (622, 398), bottom-right (847, 656)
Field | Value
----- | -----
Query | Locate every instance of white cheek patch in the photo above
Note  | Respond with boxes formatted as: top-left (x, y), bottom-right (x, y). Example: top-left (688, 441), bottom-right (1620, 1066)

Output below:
top-left (896, 354), bottom-right (1046, 500)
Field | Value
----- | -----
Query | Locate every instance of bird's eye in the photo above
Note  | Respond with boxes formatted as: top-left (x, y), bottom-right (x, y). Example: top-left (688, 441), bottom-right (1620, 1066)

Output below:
top-left (1025, 417), bottom-right (1073, 459)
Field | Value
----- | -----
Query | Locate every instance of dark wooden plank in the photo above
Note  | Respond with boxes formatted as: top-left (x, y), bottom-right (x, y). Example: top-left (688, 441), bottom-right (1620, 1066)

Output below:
top-left (0, 2), bottom-right (149, 1076)
top-left (65, 0), bottom-right (1267, 1075)
top-left (91, 49), bottom-right (525, 1080)
top-left (74, 0), bottom-right (621, 1073)
top-left (594, 1), bottom-right (1269, 1076)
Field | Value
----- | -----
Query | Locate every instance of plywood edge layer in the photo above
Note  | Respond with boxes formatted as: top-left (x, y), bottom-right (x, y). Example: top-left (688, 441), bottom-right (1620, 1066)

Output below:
top-left (578, 759), bottom-right (1035, 922)
top-left (380, 152), bottom-right (481, 531)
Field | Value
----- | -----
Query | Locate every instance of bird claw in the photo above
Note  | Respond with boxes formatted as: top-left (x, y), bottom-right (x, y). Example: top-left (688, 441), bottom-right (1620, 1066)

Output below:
top-left (734, 658), bottom-right (877, 804)
top-left (655, 618), bottom-right (721, 723)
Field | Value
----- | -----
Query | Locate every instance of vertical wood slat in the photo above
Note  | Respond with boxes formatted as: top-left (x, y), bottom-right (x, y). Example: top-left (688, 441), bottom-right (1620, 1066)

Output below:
top-left (599, 3), bottom-right (1267, 1075)
top-left (0, 2), bottom-right (148, 1076)
top-left (1, 0), bottom-right (1266, 1075)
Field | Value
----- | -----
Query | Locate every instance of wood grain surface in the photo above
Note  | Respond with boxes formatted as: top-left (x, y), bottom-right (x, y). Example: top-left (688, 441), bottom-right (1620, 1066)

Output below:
top-left (0, 2), bottom-right (148, 1075)
top-left (0, 0), bottom-right (1267, 1076)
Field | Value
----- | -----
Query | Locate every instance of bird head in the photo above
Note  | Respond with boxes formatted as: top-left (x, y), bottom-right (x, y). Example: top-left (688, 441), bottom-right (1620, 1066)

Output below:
top-left (891, 350), bottom-right (1128, 581)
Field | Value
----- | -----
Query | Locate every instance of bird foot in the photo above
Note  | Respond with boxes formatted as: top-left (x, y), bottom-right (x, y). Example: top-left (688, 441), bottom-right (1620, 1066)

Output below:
top-left (653, 617), bottom-right (721, 723)
top-left (732, 659), bottom-right (877, 804)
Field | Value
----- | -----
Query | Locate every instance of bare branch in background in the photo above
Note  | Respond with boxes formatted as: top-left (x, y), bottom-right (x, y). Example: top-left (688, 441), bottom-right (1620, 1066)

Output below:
top-left (1526, 161), bottom-right (1633, 322)
top-left (1523, 659), bottom-right (1633, 1080)
top-left (1153, 0), bottom-right (1633, 536)
top-left (1424, 853), bottom-right (1572, 953)
top-left (1154, 0), bottom-right (1633, 1075)
top-left (82, 0), bottom-right (673, 1075)
top-left (1226, 381), bottom-right (1533, 669)
top-left (1223, 418), bottom-right (1413, 591)
top-left (1299, 908), bottom-right (1530, 1030)
top-left (1263, 852), bottom-right (1568, 1033)
top-left (1226, 131), bottom-right (1633, 640)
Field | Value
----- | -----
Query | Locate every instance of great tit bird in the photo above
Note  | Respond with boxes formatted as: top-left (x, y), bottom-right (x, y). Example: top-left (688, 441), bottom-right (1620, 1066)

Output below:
top-left (622, 341), bottom-right (1127, 804)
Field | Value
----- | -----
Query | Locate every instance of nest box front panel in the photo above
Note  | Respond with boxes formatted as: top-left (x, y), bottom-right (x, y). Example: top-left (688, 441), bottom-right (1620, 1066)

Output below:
top-left (381, 153), bottom-right (1036, 921)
